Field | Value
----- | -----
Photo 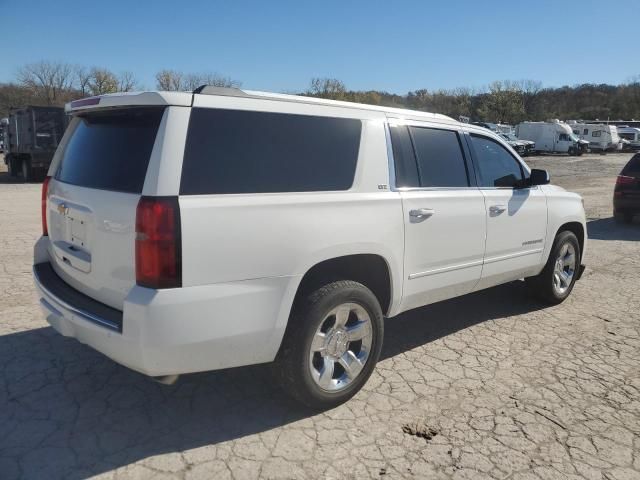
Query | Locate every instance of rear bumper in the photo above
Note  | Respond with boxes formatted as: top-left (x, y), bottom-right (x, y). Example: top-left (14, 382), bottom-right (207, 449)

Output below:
top-left (33, 241), bottom-right (296, 377)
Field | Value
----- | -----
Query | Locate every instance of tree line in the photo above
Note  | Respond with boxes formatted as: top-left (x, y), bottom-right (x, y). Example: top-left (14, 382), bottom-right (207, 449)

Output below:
top-left (1, 61), bottom-right (639, 123)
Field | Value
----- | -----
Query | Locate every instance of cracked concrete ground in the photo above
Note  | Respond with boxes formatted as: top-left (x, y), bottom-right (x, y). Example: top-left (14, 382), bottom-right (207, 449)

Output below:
top-left (0, 152), bottom-right (639, 480)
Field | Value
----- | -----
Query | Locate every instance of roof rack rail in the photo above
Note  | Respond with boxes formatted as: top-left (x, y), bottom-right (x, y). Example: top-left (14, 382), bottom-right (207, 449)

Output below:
top-left (192, 85), bottom-right (249, 97)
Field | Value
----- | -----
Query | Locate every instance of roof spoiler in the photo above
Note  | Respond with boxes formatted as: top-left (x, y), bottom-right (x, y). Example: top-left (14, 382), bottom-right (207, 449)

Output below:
top-left (192, 85), bottom-right (249, 97)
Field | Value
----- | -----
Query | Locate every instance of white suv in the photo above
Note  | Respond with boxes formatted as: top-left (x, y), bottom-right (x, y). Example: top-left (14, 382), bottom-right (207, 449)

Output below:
top-left (34, 87), bottom-right (587, 408)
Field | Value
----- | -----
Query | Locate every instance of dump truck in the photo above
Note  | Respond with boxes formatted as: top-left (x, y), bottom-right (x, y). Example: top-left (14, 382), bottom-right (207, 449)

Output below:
top-left (4, 106), bottom-right (66, 181)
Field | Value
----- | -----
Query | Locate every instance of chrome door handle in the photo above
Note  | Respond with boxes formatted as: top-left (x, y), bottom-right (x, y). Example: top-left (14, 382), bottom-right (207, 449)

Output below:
top-left (409, 208), bottom-right (435, 220)
top-left (489, 205), bottom-right (507, 215)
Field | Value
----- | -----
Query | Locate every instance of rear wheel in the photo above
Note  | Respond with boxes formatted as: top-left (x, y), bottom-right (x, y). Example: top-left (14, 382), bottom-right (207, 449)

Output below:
top-left (8, 156), bottom-right (20, 177)
top-left (615, 210), bottom-right (634, 224)
top-left (526, 231), bottom-right (580, 305)
top-left (274, 280), bottom-right (384, 409)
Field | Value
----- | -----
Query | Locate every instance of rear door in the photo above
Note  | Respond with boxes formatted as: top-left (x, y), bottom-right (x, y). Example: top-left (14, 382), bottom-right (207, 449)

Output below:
top-left (45, 107), bottom-right (166, 310)
top-left (467, 133), bottom-right (548, 290)
top-left (390, 121), bottom-right (486, 312)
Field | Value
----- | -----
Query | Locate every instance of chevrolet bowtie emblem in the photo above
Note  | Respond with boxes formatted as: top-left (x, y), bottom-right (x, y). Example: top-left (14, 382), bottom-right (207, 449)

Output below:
top-left (57, 203), bottom-right (68, 216)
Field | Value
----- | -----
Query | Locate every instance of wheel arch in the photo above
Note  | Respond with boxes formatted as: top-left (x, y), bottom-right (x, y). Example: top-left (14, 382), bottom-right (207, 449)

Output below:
top-left (292, 254), bottom-right (394, 317)
top-left (556, 221), bottom-right (585, 261)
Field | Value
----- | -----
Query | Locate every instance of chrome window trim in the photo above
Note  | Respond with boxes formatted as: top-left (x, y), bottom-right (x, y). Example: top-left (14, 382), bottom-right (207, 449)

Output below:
top-left (384, 122), bottom-right (398, 192)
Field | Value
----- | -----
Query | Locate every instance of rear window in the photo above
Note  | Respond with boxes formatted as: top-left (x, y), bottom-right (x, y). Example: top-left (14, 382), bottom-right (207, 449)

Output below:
top-left (55, 108), bottom-right (164, 193)
top-left (180, 108), bottom-right (361, 195)
top-left (622, 154), bottom-right (640, 174)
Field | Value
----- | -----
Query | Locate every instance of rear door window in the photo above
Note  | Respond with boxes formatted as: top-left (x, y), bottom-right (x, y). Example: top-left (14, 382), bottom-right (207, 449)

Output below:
top-left (409, 127), bottom-right (470, 187)
top-left (55, 108), bottom-right (164, 193)
top-left (180, 108), bottom-right (362, 194)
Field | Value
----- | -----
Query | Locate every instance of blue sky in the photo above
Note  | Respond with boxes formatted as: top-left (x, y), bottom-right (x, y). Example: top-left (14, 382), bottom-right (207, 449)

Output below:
top-left (2, 0), bottom-right (638, 94)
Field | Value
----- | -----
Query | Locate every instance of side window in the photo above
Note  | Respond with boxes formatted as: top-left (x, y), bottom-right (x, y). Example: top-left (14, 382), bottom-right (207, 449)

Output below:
top-left (389, 125), bottom-right (419, 188)
top-left (558, 133), bottom-right (570, 141)
top-left (583, 128), bottom-right (588, 135)
top-left (180, 109), bottom-right (361, 194)
top-left (409, 127), bottom-right (469, 187)
top-left (470, 134), bottom-right (524, 188)
top-left (592, 130), bottom-right (602, 137)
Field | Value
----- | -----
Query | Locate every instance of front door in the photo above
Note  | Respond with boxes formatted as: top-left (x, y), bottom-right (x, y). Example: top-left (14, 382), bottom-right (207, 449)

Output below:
top-left (466, 133), bottom-right (548, 290)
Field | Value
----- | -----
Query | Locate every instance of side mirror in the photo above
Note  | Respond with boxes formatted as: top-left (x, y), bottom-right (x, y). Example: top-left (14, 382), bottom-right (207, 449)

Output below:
top-left (529, 168), bottom-right (550, 186)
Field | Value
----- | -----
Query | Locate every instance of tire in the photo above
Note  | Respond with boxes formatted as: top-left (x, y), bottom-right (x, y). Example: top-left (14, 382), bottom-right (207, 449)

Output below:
top-left (615, 211), bottom-right (634, 224)
top-left (568, 147), bottom-right (575, 156)
top-left (21, 158), bottom-right (32, 182)
top-left (274, 280), bottom-right (384, 409)
top-left (526, 231), bottom-right (580, 305)
top-left (7, 156), bottom-right (18, 177)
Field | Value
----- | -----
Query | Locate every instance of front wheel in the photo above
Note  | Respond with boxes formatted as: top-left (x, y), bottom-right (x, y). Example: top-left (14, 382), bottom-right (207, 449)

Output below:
top-left (274, 280), bottom-right (384, 409)
top-left (526, 231), bottom-right (580, 305)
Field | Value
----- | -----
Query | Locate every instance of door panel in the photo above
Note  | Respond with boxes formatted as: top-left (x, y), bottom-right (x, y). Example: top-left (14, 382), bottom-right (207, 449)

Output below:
top-left (400, 190), bottom-right (486, 312)
top-left (476, 187), bottom-right (547, 290)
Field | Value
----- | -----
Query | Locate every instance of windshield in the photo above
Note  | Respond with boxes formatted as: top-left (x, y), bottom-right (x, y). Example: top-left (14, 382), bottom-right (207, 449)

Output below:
top-left (569, 133), bottom-right (580, 142)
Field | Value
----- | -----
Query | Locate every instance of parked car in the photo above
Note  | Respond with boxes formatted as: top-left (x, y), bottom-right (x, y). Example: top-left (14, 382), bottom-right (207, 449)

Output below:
top-left (500, 132), bottom-right (535, 156)
top-left (613, 153), bottom-right (640, 223)
top-left (4, 106), bottom-right (67, 181)
top-left (570, 123), bottom-right (621, 152)
top-left (33, 88), bottom-right (587, 408)
top-left (516, 121), bottom-right (588, 155)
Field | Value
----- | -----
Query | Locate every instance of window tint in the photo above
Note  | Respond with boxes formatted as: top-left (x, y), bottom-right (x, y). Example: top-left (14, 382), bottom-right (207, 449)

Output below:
top-left (592, 130), bottom-right (602, 137)
top-left (559, 133), bottom-right (570, 141)
top-left (470, 134), bottom-right (524, 188)
top-left (389, 124), bottom-right (419, 188)
top-left (56, 108), bottom-right (164, 193)
top-left (409, 127), bottom-right (469, 187)
top-left (180, 109), bottom-right (361, 194)
top-left (622, 154), bottom-right (640, 174)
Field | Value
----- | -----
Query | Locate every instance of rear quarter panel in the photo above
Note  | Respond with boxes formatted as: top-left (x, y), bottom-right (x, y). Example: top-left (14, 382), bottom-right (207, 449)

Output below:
top-left (178, 103), bottom-right (405, 333)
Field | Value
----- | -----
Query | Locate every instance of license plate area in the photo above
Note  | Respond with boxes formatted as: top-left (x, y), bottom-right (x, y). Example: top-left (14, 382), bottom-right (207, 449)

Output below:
top-left (50, 198), bottom-right (93, 273)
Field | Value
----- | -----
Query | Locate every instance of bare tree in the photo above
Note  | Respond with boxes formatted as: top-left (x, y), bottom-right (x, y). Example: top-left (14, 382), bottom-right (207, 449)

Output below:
top-left (156, 70), bottom-right (241, 91)
top-left (74, 65), bottom-right (92, 97)
top-left (155, 69), bottom-right (184, 91)
top-left (183, 72), bottom-right (241, 90)
top-left (17, 61), bottom-right (74, 104)
top-left (117, 71), bottom-right (138, 92)
top-left (88, 67), bottom-right (118, 95)
top-left (308, 78), bottom-right (347, 99)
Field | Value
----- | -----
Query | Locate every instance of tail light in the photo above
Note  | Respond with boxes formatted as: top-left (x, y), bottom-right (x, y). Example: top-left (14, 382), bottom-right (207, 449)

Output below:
top-left (616, 175), bottom-right (635, 186)
top-left (41, 176), bottom-right (51, 236)
top-left (135, 196), bottom-right (181, 289)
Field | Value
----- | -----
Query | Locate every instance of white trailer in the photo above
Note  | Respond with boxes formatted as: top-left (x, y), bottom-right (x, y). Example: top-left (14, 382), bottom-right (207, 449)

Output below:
top-left (615, 126), bottom-right (640, 151)
top-left (570, 123), bottom-right (620, 152)
top-left (515, 121), bottom-right (588, 155)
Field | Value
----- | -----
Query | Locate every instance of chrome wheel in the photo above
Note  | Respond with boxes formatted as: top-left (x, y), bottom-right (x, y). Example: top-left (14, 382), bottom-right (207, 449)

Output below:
top-left (553, 243), bottom-right (576, 295)
top-left (308, 302), bottom-right (373, 392)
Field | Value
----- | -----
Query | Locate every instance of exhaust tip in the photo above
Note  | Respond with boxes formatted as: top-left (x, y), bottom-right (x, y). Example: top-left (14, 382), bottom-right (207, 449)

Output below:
top-left (152, 374), bottom-right (180, 385)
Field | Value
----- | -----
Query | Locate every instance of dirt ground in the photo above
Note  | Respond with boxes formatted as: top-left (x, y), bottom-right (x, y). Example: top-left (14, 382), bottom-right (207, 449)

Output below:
top-left (0, 152), bottom-right (638, 480)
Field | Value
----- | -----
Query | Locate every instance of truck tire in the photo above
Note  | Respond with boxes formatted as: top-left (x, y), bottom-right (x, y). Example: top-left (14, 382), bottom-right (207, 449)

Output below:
top-left (274, 280), bottom-right (384, 409)
top-left (7, 155), bottom-right (19, 177)
top-left (21, 158), bottom-right (32, 182)
top-left (525, 231), bottom-right (580, 305)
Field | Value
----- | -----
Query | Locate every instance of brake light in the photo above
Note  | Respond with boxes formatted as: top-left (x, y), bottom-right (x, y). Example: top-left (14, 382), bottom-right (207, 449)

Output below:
top-left (616, 175), bottom-right (635, 185)
top-left (135, 197), bottom-right (181, 289)
top-left (41, 176), bottom-right (51, 236)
